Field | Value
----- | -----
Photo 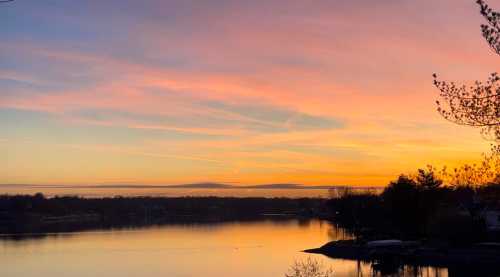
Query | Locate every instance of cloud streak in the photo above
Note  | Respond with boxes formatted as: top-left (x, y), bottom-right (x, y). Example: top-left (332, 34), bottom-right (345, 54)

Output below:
top-left (0, 0), bottom-right (496, 187)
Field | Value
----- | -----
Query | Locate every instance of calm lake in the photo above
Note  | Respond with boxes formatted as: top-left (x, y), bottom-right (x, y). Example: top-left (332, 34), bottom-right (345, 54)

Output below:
top-left (0, 219), bottom-right (448, 277)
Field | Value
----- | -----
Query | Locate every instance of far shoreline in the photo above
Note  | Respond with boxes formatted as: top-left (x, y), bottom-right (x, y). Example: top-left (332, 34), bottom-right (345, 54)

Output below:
top-left (0, 184), bottom-right (384, 199)
top-left (0, 194), bottom-right (330, 236)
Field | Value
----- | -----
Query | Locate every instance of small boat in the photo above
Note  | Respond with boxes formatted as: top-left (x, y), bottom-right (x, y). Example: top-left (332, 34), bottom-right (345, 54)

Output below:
top-left (366, 240), bottom-right (403, 248)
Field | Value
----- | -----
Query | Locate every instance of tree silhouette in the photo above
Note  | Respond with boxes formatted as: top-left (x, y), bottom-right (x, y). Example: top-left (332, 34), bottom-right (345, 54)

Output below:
top-left (433, 0), bottom-right (500, 142)
top-left (478, 0), bottom-right (500, 55)
top-left (416, 166), bottom-right (443, 190)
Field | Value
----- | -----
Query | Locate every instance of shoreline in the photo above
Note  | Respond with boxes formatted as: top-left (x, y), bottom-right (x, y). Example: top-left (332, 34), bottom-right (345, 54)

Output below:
top-left (0, 195), bottom-right (329, 236)
top-left (305, 239), bottom-right (500, 268)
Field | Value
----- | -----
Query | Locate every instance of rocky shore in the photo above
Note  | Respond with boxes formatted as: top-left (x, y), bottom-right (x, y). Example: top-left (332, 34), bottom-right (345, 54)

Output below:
top-left (305, 239), bottom-right (500, 268)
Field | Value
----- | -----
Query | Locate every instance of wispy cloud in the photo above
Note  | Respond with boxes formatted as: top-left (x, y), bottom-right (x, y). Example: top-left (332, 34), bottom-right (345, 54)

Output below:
top-left (0, 0), bottom-right (495, 186)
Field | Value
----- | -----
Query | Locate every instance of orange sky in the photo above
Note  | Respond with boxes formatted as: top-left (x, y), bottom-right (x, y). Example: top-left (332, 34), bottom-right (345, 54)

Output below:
top-left (0, 0), bottom-right (497, 188)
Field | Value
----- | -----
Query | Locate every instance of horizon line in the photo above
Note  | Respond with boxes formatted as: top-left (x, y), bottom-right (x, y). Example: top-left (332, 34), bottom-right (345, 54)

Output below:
top-left (0, 183), bottom-right (385, 190)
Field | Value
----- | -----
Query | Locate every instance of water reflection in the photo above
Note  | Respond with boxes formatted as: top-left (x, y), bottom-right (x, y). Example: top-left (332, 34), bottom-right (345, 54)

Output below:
top-left (284, 258), bottom-right (453, 277)
top-left (285, 258), bottom-right (449, 277)
top-left (0, 219), bottom-right (490, 277)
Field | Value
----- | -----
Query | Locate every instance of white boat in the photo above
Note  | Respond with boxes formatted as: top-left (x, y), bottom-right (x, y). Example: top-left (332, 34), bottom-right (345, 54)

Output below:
top-left (366, 240), bottom-right (403, 247)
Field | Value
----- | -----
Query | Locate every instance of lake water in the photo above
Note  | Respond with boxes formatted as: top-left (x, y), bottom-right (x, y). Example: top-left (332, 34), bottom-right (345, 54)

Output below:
top-left (0, 220), bottom-right (448, 277)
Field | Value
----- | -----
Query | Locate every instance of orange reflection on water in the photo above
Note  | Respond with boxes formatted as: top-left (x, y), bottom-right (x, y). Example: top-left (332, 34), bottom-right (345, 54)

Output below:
top-left (0, 220), bottom-right (446, 277)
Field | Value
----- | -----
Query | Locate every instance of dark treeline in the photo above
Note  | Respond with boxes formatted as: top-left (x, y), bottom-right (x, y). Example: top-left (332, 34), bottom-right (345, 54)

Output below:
top-left (0, 194), bottom-right (326, 234)
top-left (327, 170), bottom-right (500, 246)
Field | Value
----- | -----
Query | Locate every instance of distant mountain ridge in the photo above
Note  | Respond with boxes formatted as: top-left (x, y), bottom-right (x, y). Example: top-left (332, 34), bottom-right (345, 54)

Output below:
top-left (0, 183), bottom-right (382, 190)
top-left (243, 184), bottom-right (334, 189)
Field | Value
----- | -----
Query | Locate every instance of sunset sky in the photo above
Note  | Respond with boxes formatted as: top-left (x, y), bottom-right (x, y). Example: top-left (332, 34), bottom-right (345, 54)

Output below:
top-left (1, 0), bottom-right (496, 187)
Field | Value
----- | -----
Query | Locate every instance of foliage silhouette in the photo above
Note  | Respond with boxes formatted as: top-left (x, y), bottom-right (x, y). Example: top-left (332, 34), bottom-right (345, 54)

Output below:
top-left (0, 196), bottom-right (325, 234)
top-left (441, 145), bottom-right (500, 187)
top-left (433, 0), bottom-right (500, 142)
top-left (285, 258), bottom-right (334, 277)
top-left (327, 162), bottom-right (500, 244)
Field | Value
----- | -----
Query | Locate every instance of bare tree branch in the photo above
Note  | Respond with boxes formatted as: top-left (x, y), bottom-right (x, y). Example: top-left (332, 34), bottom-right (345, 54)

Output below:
top-left (433, 1), bottom-right (500, 143)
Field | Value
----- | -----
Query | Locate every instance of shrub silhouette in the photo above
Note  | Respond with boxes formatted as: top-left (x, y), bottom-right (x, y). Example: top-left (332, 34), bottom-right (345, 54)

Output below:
top-left (285, 258), bottom-right (334, 277)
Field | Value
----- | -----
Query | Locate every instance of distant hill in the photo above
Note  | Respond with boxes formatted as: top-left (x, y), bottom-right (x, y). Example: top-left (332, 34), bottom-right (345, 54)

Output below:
top-left (162, 183), bottom-right (380, 190)
top-left (160, 183), bottom-right (338, 190)
top-left (244, 184), bottom-right (333, 189)
top-left (0, 183), bottom-right (382, 190)
top-left (168, 183), bottom-right (234, 189)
